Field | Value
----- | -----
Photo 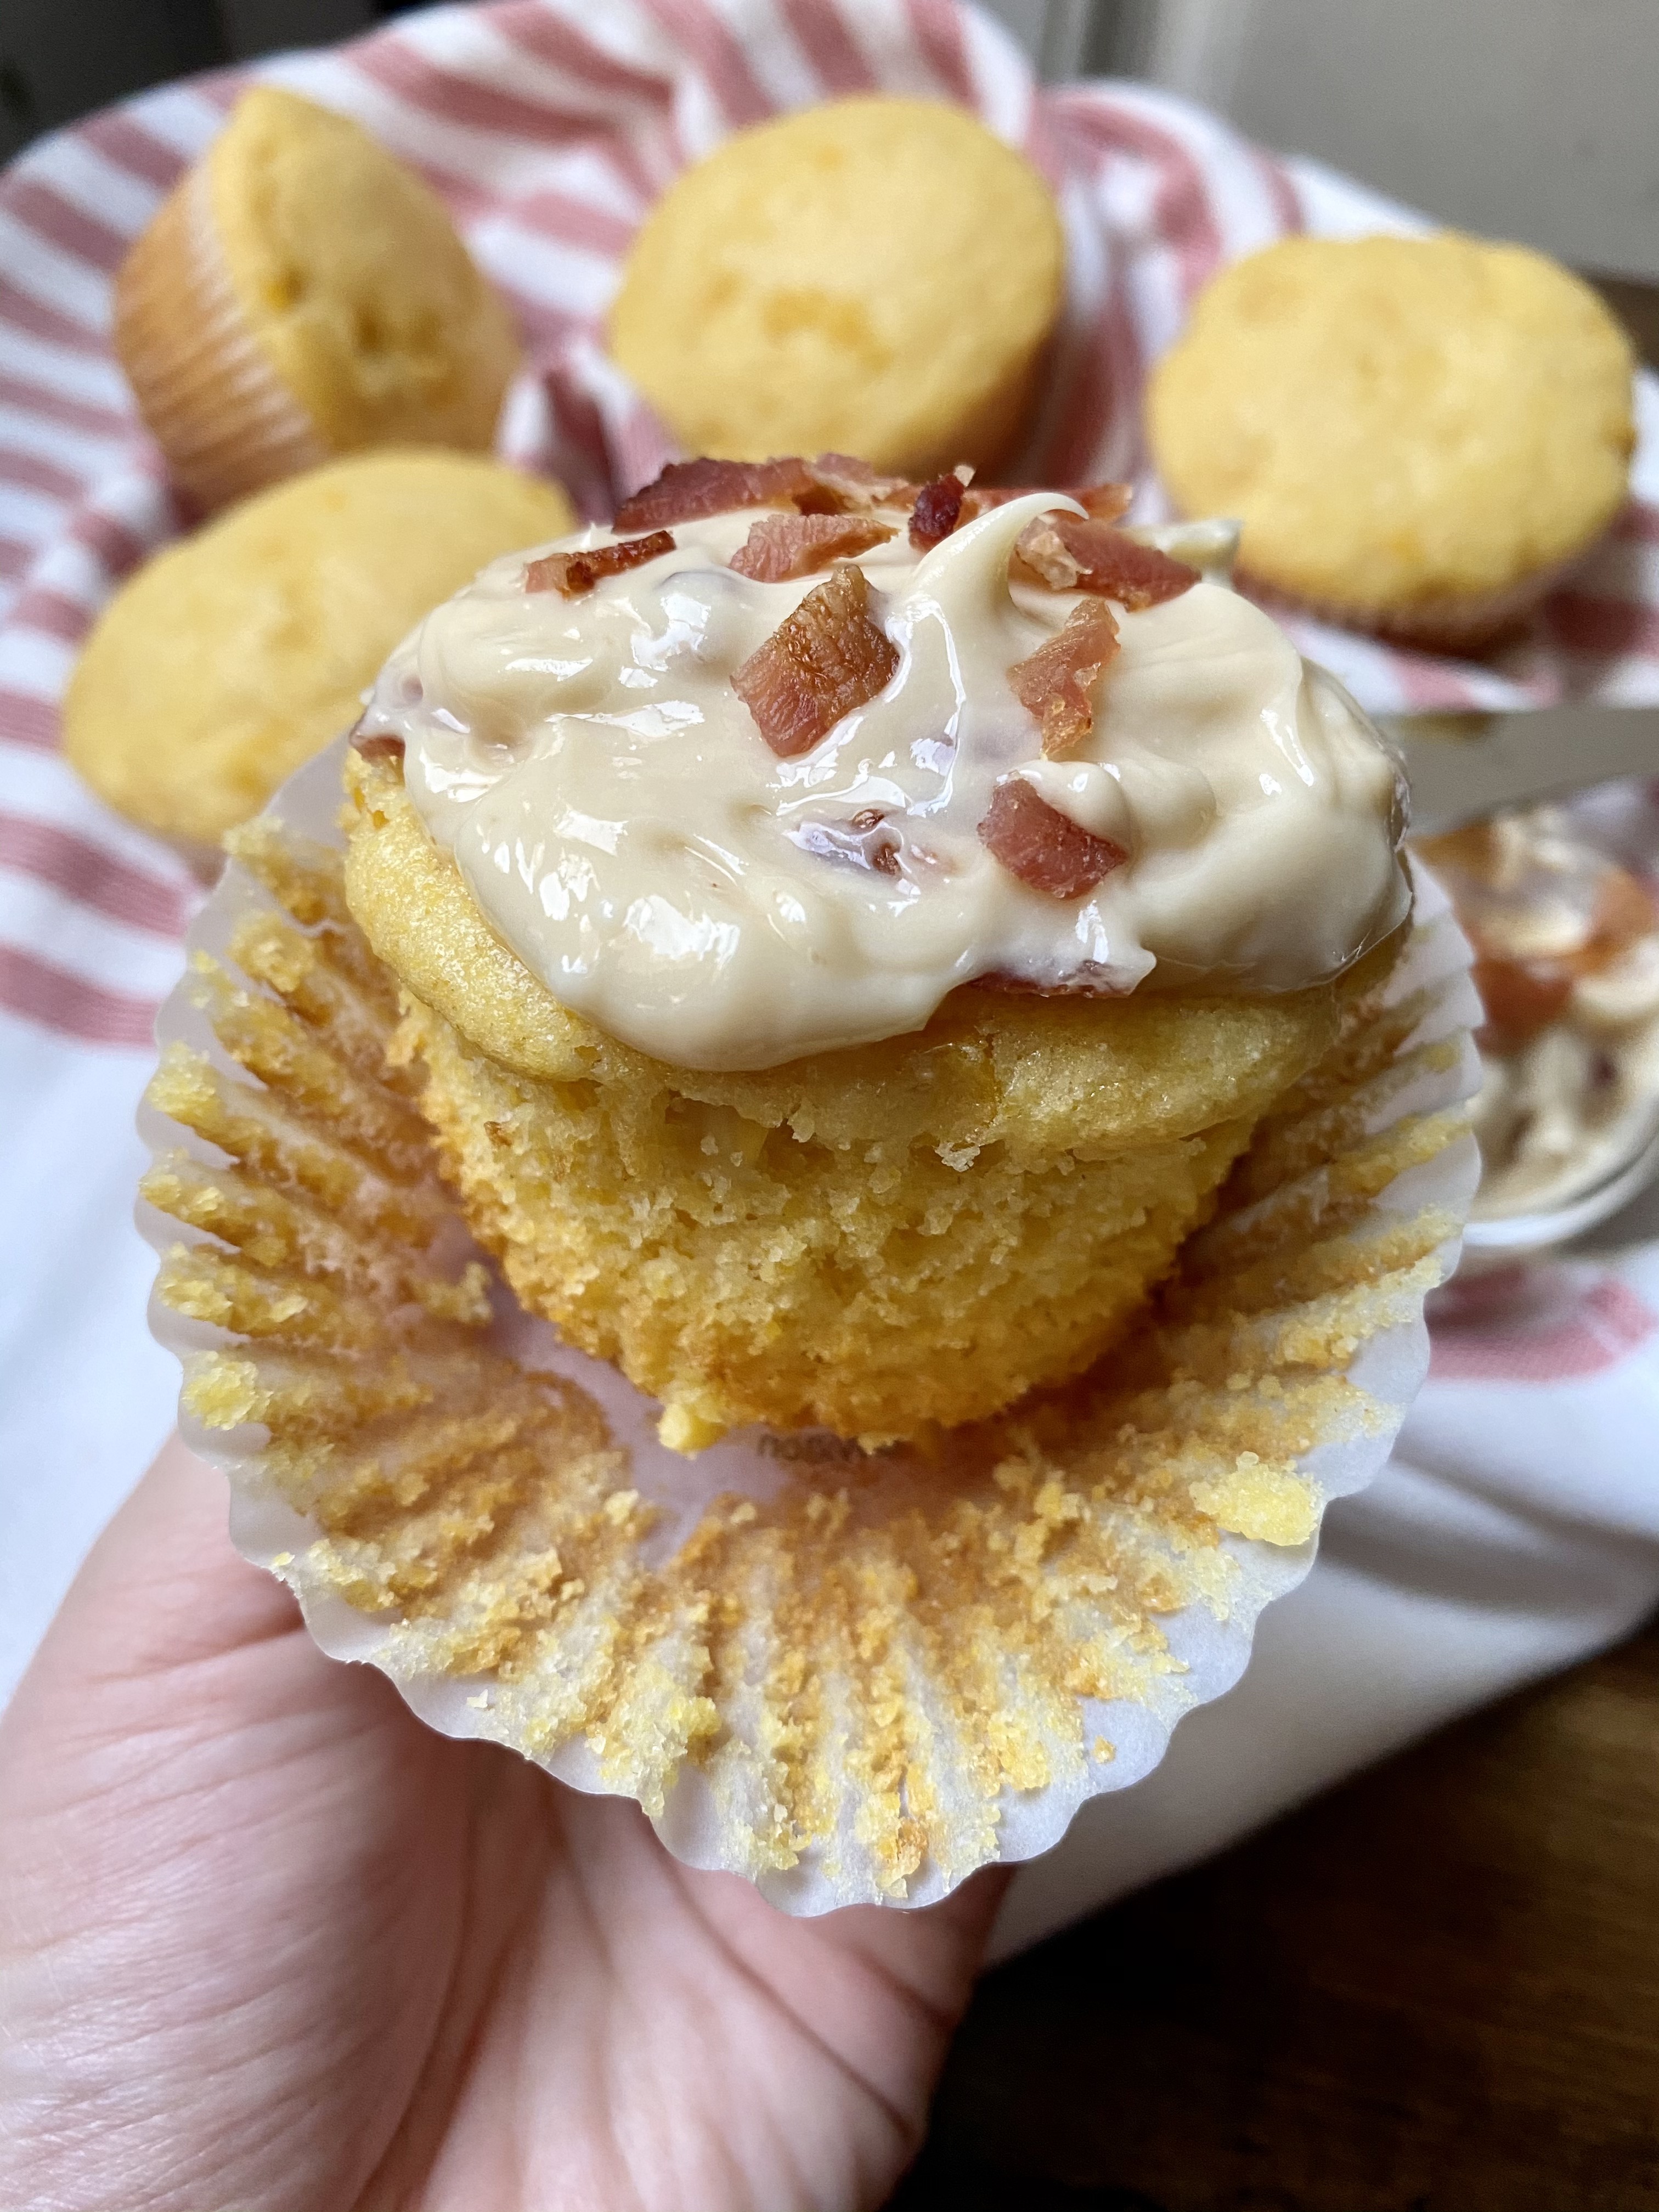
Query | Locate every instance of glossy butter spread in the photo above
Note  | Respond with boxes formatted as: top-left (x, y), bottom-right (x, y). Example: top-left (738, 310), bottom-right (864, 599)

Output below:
top-left (358, 495), bottom-right (1410, 1070)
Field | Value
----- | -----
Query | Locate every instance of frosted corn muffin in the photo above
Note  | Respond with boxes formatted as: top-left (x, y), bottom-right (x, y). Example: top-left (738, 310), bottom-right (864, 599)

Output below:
top-left (343, 456), bottom-right (1410, 1450)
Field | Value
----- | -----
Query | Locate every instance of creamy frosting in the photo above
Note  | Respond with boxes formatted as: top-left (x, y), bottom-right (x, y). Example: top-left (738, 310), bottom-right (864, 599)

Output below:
top-left (359, 495), bottom-right (1409, 1070)
top-left (1425, 808), bottom-right (1659, 1221)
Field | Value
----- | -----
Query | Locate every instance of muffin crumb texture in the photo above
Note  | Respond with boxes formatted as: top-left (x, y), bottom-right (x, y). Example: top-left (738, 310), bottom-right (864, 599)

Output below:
top-left (142, 811), bottom-right (1470, 1905)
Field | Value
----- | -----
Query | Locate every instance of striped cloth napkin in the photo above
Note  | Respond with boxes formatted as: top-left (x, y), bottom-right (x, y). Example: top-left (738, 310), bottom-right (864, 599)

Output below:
top-left (2, 0), bottom-right (1656, 1938)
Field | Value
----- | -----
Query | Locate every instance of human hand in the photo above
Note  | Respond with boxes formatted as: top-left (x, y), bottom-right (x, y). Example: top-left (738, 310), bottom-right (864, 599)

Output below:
top-left (0, 1437), bottom-right (1004, 2211)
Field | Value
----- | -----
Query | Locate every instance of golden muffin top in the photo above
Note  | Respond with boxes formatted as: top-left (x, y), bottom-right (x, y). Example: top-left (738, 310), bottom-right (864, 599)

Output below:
top-left (200, 86), bottom-right (521, 455)
top-left (65, 450), bottom-right (574, 849)
top-left (607, 97), bottom-right (1065, 478)
top-left (1146, 233), bottom-right (1636, 617)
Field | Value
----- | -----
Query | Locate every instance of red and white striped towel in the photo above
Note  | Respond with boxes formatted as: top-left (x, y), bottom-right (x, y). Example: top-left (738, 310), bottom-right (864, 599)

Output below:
top-left (2, 3), bottom-right (1656, 1928)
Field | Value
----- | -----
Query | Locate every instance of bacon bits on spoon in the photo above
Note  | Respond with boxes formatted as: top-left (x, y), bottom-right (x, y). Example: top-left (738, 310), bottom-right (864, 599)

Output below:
top-left (1008, 601), bottom-right (1121, 759)
top-left (978, 778), bottom-right (1128, 900)
top-left (729, 512), bottom-right (895, 582)
top-left (732, 563), bottom-right (900, 758)
top-left (524, 531), bottom-right (675, 596)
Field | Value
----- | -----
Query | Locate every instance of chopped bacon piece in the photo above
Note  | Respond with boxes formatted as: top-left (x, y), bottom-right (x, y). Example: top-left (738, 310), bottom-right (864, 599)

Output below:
top-left (732, 563), bottom-right (899, 758)
top-left (909, 472), bottom-right (968, 550)
top-left (613, 458), bottom-right (815, 531)
top-left (351, 726), bottom-right (405, 766)
top-left (978, 780), bottom-right (1127, 901)
top-left (729, 512), bottom-right (894, 582)
top-left (960, 481), bottom-right (1133, 524)
top-left (1008, 601), bottom-right (1120, 759)
top-left (1074, 483), bottom-right (1136, 522)
top-left (797, 453), bottom-right (916, 514)
top-left (1013, 514), bottom-right (1198, 606)
top-left (524, 530), bottom-right (675, 596)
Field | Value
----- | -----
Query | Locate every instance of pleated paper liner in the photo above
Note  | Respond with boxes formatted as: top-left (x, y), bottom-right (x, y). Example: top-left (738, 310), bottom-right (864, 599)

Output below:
top-left (137, 740), bottom-right (1482, 1913)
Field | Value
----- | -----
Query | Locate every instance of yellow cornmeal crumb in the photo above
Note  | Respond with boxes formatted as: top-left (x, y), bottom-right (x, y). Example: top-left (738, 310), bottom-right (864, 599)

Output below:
top-left (64, 451), bottom-right (574, 850)
top-left (1147, 233), bottom-right (1635, 641)
top-left (344, 752), bottom-right (1402, 1451)
top-left (1188, 1455), bottom-right (1319, 1545)
top-left (608, 97), bottom-right (1064, 478)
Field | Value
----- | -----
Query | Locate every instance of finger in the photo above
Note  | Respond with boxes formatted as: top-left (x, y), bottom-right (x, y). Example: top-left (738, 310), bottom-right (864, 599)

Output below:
top-left (0, 1434), bottom-right (296, 1759)
top-left (804, 1862), bottom-right (1014, 2015)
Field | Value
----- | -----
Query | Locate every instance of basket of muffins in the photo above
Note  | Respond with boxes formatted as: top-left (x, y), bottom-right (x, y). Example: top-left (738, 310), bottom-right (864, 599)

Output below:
top-left (75, 76), bottom-right (1575, 1904)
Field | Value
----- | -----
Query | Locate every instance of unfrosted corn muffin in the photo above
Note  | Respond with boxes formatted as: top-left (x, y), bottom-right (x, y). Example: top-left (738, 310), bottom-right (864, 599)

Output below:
top-left (114, 86), bottom-right (521, 512)
top-left (1147, 234), bottom-right (1635, 648)
top-left (607, 99), bottom-right (1064, 479)
top-left (343, 458), bottom-right (1410, 1449)
top-left (65, 450), bottom-right (573, 855)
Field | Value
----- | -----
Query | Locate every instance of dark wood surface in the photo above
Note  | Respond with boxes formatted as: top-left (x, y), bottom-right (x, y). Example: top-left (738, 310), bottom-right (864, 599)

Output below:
top-left (891, 275), bottom-right (1659, 2212)
top-left (893, 1621), bottom-right (1659, 2212)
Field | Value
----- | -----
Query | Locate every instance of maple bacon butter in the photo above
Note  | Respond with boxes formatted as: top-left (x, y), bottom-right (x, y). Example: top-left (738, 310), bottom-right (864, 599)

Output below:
top-left (344, 456), bottom-right (1411, 1452)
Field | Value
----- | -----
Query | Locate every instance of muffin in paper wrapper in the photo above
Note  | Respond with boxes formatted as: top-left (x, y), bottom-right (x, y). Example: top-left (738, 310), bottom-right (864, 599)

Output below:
top-left (138, 740), bottom-right (1481, 1914)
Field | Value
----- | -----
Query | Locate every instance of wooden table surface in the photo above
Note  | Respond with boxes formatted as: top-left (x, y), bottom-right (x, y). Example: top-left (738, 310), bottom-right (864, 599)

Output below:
top-left (893, 1622), bottom-right (1659, 2211)
top-left (891, 274), bottom-right (1659, 2212)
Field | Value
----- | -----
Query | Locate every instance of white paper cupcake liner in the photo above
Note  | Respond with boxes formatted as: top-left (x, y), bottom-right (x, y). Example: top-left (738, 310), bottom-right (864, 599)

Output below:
top-left (137, 737), bottom-right (1481, 1913)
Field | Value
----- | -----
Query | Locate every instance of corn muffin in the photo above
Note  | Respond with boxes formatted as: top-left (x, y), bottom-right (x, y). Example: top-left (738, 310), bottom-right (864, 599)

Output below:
top-left (114, 86), bottom-right (522, 514)
top-left (607, 99), bottom-right (1064, 480)
top-left (339, 459), bottom-right (1409, 1451)
top-left (65, 450), bottom-right (573, 855)
top-left (1147, 233), bottom-right (1636, 648)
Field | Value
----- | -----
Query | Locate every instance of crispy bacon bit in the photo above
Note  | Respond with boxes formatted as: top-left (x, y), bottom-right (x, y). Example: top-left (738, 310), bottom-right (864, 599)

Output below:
top-left (1074, 483), bottom-right (1136, 522)
top-left (1008, 601), bottom-right (1120, 759)
top-left (351, 727), bottom-right (405, 766)
top-left (613, 458), bottom-right (815, 531)
top-left (524, 530), bottom-right (675, 596)
top-left (1013, 514), bottom-right (1198, 606)
top-left (909, 472), bottom-right (968, 550)
top-left (797, 453), bottom-right (916, 514)
top-left (729, 512), bottom-right (894, 582)
top-left (613, 453), bottom-right (916, 532)
top-left (732, 563), bottom-right (899, 758)
top-left (978, 780), bottom-right (1127, 901)
top-left (960, 481), bottom-right (1133, 524)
